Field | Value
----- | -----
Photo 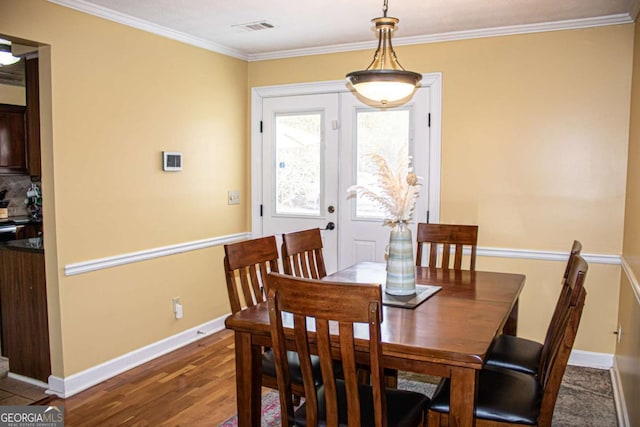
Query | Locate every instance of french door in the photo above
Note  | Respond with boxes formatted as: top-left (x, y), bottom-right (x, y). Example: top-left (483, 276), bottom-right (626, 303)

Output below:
top-left (338, 89), bottom-right (430, 268)
top-left (261, 94), bottom-right (340, 273)
top-left (255, 79), bottom-right (439, 274)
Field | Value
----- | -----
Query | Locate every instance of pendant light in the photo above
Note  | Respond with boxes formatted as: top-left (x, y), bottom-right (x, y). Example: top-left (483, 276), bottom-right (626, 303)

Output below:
top-left (346, 0), bottom-right (421, 105)
top-left (0, 41), bottom-right (20, 67)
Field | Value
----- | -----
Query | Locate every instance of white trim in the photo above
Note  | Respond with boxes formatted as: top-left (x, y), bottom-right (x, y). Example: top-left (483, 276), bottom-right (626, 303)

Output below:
top-left (612, 358), bottom-right (631, 427)
top-left (477, 246), bottom-right (621, 265)
top-left (46, 315), bottom-right (227, 398)
top-left (47, 0), bottom-right (247, 60)
top-left (64, 232), bottom-right (250, 276)
top-left (62, 232), bottom-right (621, 277)
top-left (47, 1), bottom-right (632, 62)
top-left (250, 74), bottom-right (443, 235)
top-left (7, 372), bottom-right (49, 389)
top-left (620, 256), bottom-right (640, 304)
top-left (567, 349), bottom-right (613, 369)
top-left (245, 14), bottom-right (634, 61)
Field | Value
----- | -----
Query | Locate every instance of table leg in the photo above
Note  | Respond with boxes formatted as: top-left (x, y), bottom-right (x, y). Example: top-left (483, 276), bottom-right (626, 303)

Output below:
top-left (449, 366), bottom-right (478, 427)
top-left (503, 298), bottom-right (519, 336)
top-left (234, 331), bottom-right (262, 427)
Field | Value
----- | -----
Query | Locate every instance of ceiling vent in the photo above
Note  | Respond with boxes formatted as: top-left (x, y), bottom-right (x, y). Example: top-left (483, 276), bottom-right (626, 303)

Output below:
top-left (232, 21), bottom-right (276, 32)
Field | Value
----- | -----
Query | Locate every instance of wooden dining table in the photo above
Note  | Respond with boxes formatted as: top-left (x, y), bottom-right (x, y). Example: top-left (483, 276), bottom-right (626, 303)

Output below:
top-left (224, 262), bottom-right (525, 427)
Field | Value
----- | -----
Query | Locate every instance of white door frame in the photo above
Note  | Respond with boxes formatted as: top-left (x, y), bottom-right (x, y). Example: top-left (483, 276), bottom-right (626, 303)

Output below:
top-left (250, 74), bottom-right (442, 237)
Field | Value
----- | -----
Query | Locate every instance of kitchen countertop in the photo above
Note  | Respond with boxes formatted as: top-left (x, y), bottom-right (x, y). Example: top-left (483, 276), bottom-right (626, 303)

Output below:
top-left (0, 237), bottom-right (44, 253)
top-left (0, 215), bottom-right (42, 226)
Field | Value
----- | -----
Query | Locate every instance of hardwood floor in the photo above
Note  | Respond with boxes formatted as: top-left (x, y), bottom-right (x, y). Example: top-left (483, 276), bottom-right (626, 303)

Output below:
top-left (46, 329), bottom-right (245, 426)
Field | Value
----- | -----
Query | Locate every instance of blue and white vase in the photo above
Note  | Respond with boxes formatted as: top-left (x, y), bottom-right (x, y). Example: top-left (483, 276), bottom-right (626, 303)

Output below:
top-left (385, 221), bottom-right (416, 296)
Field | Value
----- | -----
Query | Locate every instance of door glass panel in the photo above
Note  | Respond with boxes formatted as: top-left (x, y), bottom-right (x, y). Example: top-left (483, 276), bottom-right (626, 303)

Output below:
top-left (274, 112), bottom-right (323, 216)
top-left (355, 109), bottom-right (411, 219)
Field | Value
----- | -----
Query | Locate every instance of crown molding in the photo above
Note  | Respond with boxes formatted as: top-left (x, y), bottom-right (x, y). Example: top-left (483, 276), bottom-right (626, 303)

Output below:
top-left (48, 2), bottom-right (635, 63)
top-left (47, 0), bottom-right (248, 60)
top-left (248, 13), bottom-right (634, 61)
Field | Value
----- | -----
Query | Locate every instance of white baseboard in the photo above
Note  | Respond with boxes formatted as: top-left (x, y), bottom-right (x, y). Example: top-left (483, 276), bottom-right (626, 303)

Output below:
top-left (611, 358), bottom-right (631, 427)
top-left (7, 372), bottom-right (48, 389)
top-left (568, 349), bottom-right (614, 369)
top-left (47, 315), bottom-right (228, 398)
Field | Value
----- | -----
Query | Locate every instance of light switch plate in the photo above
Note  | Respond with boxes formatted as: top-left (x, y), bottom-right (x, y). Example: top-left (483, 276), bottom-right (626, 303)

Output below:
top-left (228, 190), bottom-right (240, 205)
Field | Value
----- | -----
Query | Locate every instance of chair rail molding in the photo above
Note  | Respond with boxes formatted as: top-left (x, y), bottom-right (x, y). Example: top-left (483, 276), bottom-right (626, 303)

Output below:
top-left (64, 232), bottom-right (251, 276)
top-left (620, 256), bottom-right (640, 304)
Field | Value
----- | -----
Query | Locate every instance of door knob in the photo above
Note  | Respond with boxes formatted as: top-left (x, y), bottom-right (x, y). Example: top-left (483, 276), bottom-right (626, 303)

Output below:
top-left (325, 222), bottom-right (335, 230)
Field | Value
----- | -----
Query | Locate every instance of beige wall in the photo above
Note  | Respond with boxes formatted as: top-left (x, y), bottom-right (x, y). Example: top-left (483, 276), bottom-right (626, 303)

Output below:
top-left (0, 83), bottom-right (25, 105)
top-left (1, 0), bottom-right (248, 376)
top-left (249, 25), bottom-right (633, 354)
top-left (619, 18), bottom-right (640, 427)
top-left (1, 0), bottom-right (634, 383)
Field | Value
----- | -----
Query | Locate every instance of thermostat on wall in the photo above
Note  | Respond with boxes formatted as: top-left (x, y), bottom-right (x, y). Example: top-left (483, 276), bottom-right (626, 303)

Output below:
top-left (162, 151), bottom-right (182, 171)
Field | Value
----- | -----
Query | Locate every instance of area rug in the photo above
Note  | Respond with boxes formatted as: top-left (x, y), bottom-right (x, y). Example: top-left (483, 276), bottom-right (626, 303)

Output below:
top-left (218, 367), bottom-right (617, 426)
top-left (218, 391), bottom-right (285, 427)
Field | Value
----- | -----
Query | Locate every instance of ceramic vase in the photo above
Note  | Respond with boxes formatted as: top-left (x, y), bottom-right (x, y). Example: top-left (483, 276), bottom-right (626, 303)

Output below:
top-left (385, 221), bottom-right (416, 295)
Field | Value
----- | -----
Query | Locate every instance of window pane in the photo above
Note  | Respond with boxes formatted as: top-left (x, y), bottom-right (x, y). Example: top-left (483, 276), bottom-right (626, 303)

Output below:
top-left (355, 109), bottom-right (411, 219)
top-left (274, 113), bottom-right (322, 216)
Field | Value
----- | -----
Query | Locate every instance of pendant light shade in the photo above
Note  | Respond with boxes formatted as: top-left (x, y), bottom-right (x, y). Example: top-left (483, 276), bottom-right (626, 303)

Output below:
top-left (0, 43), bottom-right (20, 67)
top-left (346, 1), bottom-right (421, 105)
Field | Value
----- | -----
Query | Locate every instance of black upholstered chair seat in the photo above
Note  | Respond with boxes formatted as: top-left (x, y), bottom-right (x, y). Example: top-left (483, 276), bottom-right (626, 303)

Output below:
top-left (262, 349), bottom-right (323, 387)
top-left (294, 379), bottom-right (430, 427)
top-left (484, 334), bottom-right (543, 375)
top-left (430, 366), bottom-right (542, 425)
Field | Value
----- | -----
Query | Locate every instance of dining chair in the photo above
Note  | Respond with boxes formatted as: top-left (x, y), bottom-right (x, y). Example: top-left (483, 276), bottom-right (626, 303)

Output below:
top-left (282, 227), bottom-right (398, 388)
top-left (484, 241), bottom-right (583, 375)
top-left (428, 257), bottom-right (588, 427)
top-left (415, 223), bottom-right (478, 270)
top-left (266, 272), bottom-right (430, 426)
top-left (282, 227), bottom-right (327, 279)
top-left (223, 236), bottom-right (322, 400)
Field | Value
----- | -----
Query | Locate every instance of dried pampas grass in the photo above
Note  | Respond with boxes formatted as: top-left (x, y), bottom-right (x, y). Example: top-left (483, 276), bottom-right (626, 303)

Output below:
top-left (347, 151), bottom-right (422, 227)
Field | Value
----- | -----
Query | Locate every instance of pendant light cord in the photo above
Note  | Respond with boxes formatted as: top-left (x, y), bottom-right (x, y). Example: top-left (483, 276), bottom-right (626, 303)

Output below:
top-left (383, 0), bottom-right (388, 17)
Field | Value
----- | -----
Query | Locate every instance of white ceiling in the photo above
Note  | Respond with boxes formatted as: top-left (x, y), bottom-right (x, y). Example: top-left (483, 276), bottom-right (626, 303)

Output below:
top-left (51, 0), bottom-right (640, 61)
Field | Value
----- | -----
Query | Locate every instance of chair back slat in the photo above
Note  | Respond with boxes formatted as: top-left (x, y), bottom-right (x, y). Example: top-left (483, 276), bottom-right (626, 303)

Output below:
top-left (562, 240), bottom-right (583, 283)
top-left (537, 284), bottom-right (587, 426)
top-left (539, 254), bottom-right (588, 376)
top-left (223, 236), bottom-right (279, 314)
top-left (416, 223), bottom-right (479, 270)
top-left (282, 228), bottom-right (327, 279)
top-left (267, 273), bottom-right (384, 427)
top-left (540, 240), bottom-right (583, 357)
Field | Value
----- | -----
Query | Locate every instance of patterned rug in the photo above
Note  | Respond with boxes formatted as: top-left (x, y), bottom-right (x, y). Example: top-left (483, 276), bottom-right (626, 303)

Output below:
top-left (218, 366), bottom-right (617, 426)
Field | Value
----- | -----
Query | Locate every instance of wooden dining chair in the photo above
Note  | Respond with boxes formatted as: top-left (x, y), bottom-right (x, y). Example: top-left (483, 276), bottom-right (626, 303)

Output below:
top-left (428, 261), bottom-right (588, 427)
top-left (282, 227), bottom-right (327, 279)
top-left (484, 241), bottom-right (583, 376)
top-left (266, 272), bottom-right (430, 426)
top-left (415, 223), bottom-right (478, 270)
top-left (223, 236), bottom-right (322, 400)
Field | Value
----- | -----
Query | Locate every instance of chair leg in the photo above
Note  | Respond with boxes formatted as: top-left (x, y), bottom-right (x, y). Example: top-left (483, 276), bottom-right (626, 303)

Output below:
top-left (292, 394), bottom-right (301, 406)
top-left (427, 410), bottom-right (443, 427)
top-left (385, 368), bottom-right (398, 388)
top-left (357, 366), bottom-right (371, 384)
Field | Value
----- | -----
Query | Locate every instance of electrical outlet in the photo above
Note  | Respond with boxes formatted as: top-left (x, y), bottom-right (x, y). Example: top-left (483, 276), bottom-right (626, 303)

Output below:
top-left (228, 190), bottom-right (241, 205)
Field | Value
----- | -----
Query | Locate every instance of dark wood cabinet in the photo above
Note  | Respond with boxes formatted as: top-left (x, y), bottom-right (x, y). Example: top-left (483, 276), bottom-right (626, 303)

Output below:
top-left (0, 56), bottom-right (41, 177)
top-left (25, 57), bottom-right (41, 177)
top-left (0, 247), bottom-right (51, 382)
top-left (0, 104), bottom-right (27, 174)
